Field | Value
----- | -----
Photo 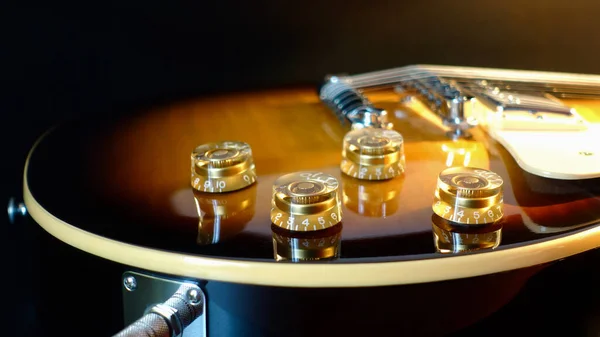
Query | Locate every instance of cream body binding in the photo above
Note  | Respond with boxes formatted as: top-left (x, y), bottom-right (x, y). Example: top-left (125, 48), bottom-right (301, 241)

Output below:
top-left (23, 138), bottom-right (600, 287)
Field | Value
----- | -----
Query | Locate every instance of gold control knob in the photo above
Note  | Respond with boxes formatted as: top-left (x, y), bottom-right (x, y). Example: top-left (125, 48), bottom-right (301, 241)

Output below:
top-left (340, 128), bottom-right (405, 180)
top-left (271, 172), bottom-right (341, 232)
top-left (193, 185), bottom-right (256, 245)
top-left (272, 223), bottom-right (342, 262)
top-left (432, 214), bottom-right (502, 254)
top-left (191, 141), bottom-right (257, 193)
top-left (432, 167), bottom-right (504, 225)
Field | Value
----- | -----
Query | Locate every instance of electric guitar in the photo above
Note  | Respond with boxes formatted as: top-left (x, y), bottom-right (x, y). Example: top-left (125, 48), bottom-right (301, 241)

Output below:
top-left (24, 65), bottom-right (600, 337)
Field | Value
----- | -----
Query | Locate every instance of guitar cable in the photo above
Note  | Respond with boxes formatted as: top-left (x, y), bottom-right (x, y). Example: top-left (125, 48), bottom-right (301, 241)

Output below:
top-left (113, 283), bottom-right (204, 337)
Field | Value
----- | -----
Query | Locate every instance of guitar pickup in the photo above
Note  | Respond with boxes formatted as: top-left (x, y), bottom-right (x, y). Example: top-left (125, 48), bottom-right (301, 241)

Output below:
top-left (469, 86), bottom-right (588, 132)
top-left (320, 64), bottom-right (600, 179)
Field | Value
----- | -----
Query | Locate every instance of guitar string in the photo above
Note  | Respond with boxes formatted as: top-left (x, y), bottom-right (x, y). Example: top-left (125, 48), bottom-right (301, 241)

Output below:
top-left (348, 65), bottom-right (600, 86)
top-left (353, 75), bottom-right (600, 97)
top-left (340, 65), bottom-right (600, 98)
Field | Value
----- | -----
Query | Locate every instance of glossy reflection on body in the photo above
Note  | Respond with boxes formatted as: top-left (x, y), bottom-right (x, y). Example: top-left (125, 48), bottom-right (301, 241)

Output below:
top-left (341, 174), bottom-right (404, 217)
top-left (193, 186), bottom-right (257, 245)
top-left (23, 78), bottom-right (600, 337)
top-left (272, 223), bottom-right (343, 262)
top-left (432, 214), bottom-right (503, 254)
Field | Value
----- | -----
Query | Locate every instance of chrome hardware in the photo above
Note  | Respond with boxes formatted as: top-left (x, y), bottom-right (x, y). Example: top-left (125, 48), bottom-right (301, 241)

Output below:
top-left (395, 78), bottom-right (477, 138)
top-left (120, 271), bottom-right (206, 337)
top-left (443, 95), bottom-right (476, 139)
top-left (474, 82), bottom-right (573, 115)
top-left (349, 107), bottom-right (392, 130)
top-left (321, 64), bottom-right (600, 137)
top-left (321, 64), bottom-right (600, 179)
top-left (186, 288), bottom-right (202, 304)
top-left (7, 197), bottom-right (27, 224)
top-left (149, 304), bottom-right (184, 337)
top-left (468, 83), bottom-right (586, 132)
top-left (123, 275), bottom-right (137, 292)
top-left (320, 77), bottom-right (393, 129)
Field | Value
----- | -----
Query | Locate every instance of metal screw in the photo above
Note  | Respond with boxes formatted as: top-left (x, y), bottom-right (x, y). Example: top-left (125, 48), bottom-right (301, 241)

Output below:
top-left (579, 151), bottom-right (594, 156)
top-left (400, 95), bottom-right (414, 104)
top-left (123, 275), bottom-right (137, 292)
top-left (186, 288), bottom-right (202, 304)
top-left (7, 198), bottom-right (27, 224)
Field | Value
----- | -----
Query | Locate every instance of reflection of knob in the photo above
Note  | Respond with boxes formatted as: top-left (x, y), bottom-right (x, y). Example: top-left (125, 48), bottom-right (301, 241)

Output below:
top-left (440, 141), bottom-right (479, 167)
top-left (341, 175), bottom-right (404, 217)
top-left (432, 214), bottom-right (502, 254)
top-left (191, 141), bottom-right (257, 193)
top-left (271, 172), bottom-right (341, 232)
top-left (432, 167), bottom-right (503, 225)
top-left (272, 223), bottom-right (342, 262)
top-left (340, 128), bottom-right (405, 180)
top-left (193, 184), bottom-right (257, 245)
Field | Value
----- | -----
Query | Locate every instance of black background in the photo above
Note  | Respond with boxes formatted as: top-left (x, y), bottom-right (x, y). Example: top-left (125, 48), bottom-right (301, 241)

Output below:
top-left (6, 0), bottom-right (600, 198)
top-left (5, 1), bottom-right (600, 336)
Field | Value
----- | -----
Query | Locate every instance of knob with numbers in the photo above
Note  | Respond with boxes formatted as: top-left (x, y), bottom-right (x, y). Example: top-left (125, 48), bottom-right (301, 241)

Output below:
top-left (340, 128), bottom-right (405, 180)
top-left (271, 172), bottom-right (342, 232)
top-left (191, 141), bottom-right (257, 193)
top-left (432, 167), bottom-right (504, 225)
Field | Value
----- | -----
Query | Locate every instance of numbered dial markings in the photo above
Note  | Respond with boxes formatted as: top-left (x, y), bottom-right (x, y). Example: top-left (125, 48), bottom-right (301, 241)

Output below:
top-left (271, 172), bottom-right (342, 232)
top-left (270, 209), bottom-right (342, 232)
top-left (433, 167), bottom-right (504, 225)
top-left (341, 128), bottom-right (405, 180)
top-left (432, 200), bottom-right (503, 225)
top-left (340, 159), bottom-right (404, 181)
top-left (191, 141), bottom-right (257, 193)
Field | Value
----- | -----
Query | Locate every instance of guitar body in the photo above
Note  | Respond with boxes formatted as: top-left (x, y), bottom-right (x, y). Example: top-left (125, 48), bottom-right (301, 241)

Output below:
top-left (25, 79), bottom-right (600, 336)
